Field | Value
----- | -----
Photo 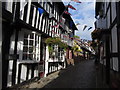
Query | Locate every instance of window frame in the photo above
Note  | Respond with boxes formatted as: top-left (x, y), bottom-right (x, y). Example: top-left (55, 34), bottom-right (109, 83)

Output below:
top-left (22, 31), bottom-right (41, 62)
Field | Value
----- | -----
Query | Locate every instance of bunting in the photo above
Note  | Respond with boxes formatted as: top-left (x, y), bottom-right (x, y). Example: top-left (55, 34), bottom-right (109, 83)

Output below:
top-left (51, 24), bottom-right (59, 28)
top-left (67, 4), bottom-right (76, 10)
top-left (71, 0), bottom-right (81, 3)
top-left (64, 11), bottom-right (71, 15)
top-left (88, 27), bottom-right (92, 30)
top-left (83, 25), bottom-right (87, 31)
top-left (38, 7), bottom-right (44, 15)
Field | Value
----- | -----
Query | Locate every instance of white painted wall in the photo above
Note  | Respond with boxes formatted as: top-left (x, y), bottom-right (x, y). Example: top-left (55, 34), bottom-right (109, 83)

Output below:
top-left (111, 25), bottom-right (118, 53)
top-left (111, 2), bottom-right (116, 22)
top-left (20, 65), bottom-right (27, 82)
top-left (7, 61), bottom-right (13, 87)
top-left (7, 32), bottom-right (16, 87)
top-left (26, 0), bottom-right (31, 24)
top-left (111, 25), bottom-right (118, 71)
top-left (44, 45), bottom-right (49, 77)
top-left (5, 1), bottom-right (13, 13)
top-left (107, 8), bottom-right (110, 29)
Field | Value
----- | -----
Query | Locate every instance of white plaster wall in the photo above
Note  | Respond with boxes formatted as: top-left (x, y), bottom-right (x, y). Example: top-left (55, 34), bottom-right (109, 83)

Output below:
top-left (111, 25), bottom-right (118, 71)
top-left (28, 67), bottom-right (32, 79)
top-left (17, 31), bottom-right (24, 61)
top-left (107, 8), bottom-right (110, 29)
top-left (34, 66), bottom-right (38, 77)
top-left (111, 2), bottom-right (116, 22)
top-left (20, 65), bottom-right (27, 83)
top-left (44, 46), bottom-right (49, 77)
top-left (5, 0), bottom-right (13, 13)
top-left (111, 25), bottom-right (118, 53)
top-left (7, 31), bottom-right (16, 86)
top-left (113, 57), bottom-right (118, 71)
top-left (7, 61), bottom-right (13, 87)
top-left (9, 32), bottom-right (15, 55)
top-left (15, 62), bottom-right (20, 84)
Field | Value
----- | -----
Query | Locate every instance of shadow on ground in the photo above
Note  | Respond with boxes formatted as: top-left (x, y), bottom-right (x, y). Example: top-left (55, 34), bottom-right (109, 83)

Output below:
top-left (42, 60), bottom-right (99, 88)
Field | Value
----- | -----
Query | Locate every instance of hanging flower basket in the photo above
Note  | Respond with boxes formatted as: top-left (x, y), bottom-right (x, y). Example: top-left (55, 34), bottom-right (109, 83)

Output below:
top-left (45, 37), bottom-right (68, 58)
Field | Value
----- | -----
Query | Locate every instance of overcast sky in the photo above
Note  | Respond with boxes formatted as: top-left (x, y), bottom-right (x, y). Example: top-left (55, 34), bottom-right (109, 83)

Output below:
top-left (62, 0), bottom-right (96, 40)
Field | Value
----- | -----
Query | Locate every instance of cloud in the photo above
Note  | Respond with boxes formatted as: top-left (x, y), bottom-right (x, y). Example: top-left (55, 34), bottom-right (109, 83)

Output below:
top-left (63, 0), bottom-right (96, 40)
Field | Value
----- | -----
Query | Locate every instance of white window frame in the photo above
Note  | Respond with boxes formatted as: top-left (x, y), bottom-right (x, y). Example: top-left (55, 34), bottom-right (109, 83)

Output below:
top-left (22, 31), bottom-right (41, 61)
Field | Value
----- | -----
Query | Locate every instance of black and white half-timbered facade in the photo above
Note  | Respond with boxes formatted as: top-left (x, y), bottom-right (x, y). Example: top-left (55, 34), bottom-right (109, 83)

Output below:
top-left (95, 0), bottom-right (120, 87)
top-left (2, 0), bottom-right (77, 89)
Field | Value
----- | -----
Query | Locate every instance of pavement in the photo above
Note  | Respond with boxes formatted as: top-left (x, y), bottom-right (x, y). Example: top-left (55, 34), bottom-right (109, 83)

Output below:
top-left (17, 59), bottom-right (109, 89)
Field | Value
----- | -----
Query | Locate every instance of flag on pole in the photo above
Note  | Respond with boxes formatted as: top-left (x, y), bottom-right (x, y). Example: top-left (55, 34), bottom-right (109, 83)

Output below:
top-left (38, 7), bottom-right (44, 15)
top-left (88, 27), bottom-right (92, 30)
top-left (83, 25), bottom-right (87, 31)
top-left (64, 11), bottom-right (71, 15)
top-left (71, 0), bottom-right (81, 3)
top-left (67, 4), bottom-right (76, 10)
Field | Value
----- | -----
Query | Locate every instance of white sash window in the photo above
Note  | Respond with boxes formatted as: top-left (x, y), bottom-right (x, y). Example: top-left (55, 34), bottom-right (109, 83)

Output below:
top-left (22, 32), bottom-right (41, 61)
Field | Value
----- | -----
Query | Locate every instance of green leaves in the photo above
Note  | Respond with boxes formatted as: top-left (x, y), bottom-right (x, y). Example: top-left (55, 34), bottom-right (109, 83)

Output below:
top-left (45, 37), bottom-right (68, 50)
top-left (74, 35), bottom-right (80, 39)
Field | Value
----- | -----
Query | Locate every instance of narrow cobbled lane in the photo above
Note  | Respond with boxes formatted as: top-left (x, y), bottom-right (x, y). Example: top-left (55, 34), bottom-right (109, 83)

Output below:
top-left (43, 60), bottom-right (97, 88)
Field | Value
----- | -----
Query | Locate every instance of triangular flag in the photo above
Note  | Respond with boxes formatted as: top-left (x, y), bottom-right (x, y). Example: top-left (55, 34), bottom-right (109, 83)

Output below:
top-left (83, 25), bottom-right (87, 31)
top-left (88, 27), bottom-right (92, 30)
top-left (38, 7), bottom-right (44, 15)
top-left (71, 0), bottom-right (81, 3)
top-left (51, 24), bottom-right (59, 28)
top-left (67, 4), bottom-right (76, 10)
top-left (64, 11), bottom-right (71, 15)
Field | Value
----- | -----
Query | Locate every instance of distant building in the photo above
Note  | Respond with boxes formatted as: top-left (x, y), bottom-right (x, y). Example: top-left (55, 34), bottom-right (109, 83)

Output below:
top-left (95, 1), bottom-right (120, 87)
top-left (2, 0), bottom-right (77, 89)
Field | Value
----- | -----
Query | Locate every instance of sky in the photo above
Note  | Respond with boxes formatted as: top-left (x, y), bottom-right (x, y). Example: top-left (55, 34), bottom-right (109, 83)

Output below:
top-left (62, 0), bottom-right (96, 40)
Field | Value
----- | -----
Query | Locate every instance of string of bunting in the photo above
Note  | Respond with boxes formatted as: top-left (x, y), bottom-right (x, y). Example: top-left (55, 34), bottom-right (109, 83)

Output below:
top-left (46, 0), bottom-right (82, 41)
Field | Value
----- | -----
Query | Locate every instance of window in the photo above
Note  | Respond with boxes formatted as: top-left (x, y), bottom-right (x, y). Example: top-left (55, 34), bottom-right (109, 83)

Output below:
top-left (49, 45), bottom-right (64, 61)
top-left (22, 32), bottom-right (41, 61)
